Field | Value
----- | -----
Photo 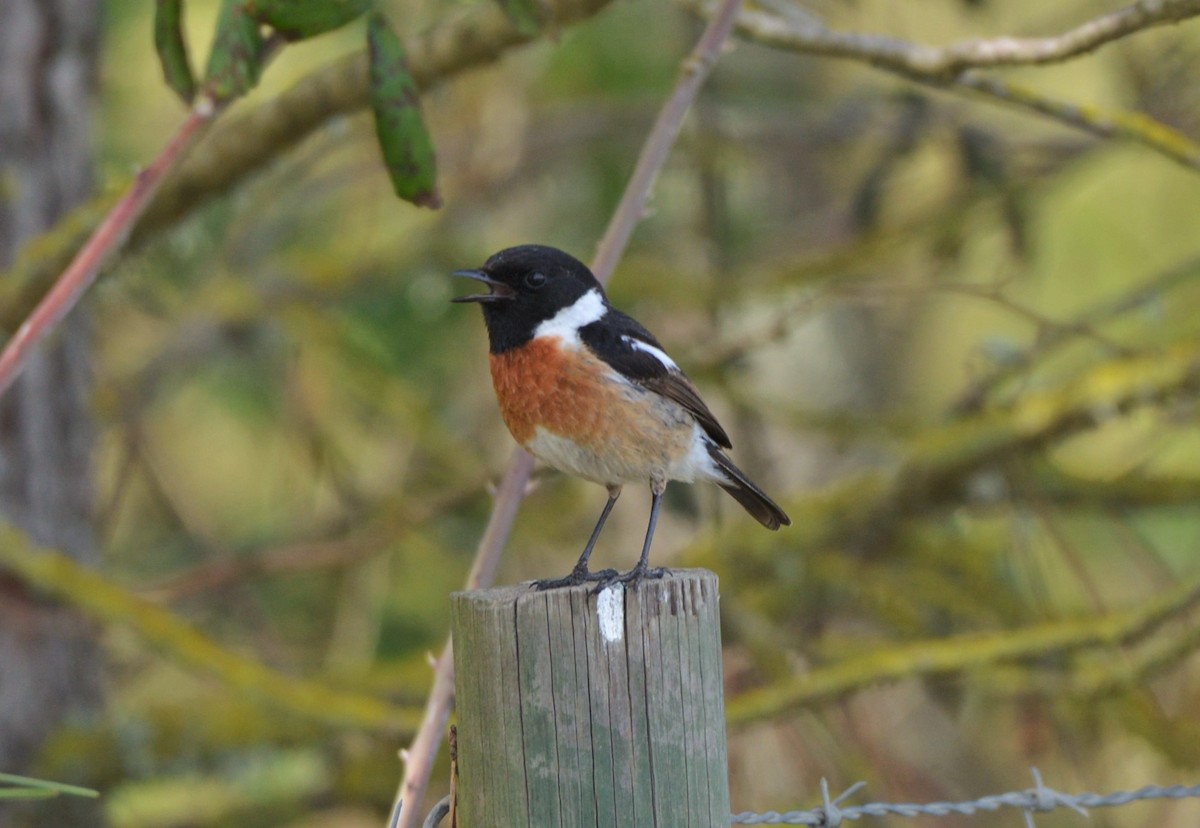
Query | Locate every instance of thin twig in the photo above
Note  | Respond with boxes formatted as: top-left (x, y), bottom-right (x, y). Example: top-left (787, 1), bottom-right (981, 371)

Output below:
top-left (953, 254), bottom-right (1200, 413)
top-left (957, 72), bottom-right (1200, 169)
top-left (589, 0), bottom-right (745, 281)
top-left (724, 570), bottom-right (1200, 726)
top-left (386, 0), bottom-right (745, 823)
top-left (143, 483), bottom-right (479, 602)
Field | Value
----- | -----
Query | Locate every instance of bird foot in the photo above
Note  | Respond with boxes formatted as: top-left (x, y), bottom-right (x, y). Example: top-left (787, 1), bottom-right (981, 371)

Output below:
top-left (588, 563), bottom-right (666, 595)
top-left (533, 566), bottom-right (619, 591)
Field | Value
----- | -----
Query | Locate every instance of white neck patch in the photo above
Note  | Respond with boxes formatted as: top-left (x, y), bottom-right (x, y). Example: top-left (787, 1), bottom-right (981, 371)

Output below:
top-left (533, 288), bottom-right (606, 347)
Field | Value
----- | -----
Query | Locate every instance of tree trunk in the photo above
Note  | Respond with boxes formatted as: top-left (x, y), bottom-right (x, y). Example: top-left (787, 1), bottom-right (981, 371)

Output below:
top-left (0, 1), bottom-right (104, 825)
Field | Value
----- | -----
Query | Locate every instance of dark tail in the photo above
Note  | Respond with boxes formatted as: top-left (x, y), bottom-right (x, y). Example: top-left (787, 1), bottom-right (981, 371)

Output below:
top-left (706, 443), bottom-right (790, 530)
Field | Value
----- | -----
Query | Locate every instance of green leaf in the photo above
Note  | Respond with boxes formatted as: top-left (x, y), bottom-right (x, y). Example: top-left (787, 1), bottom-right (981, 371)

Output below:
top-left (245, 0), bottom-right (373, 40)
top-left (154, 0), bottom-right (196, 103)
top-left (367, 13), bottom-right (441, 209)
top-left (203, 0), bottom-right (266, 103)
top-left (0, 773), bottom-right (99, 800)
top-left (0, 789), bottom-right (58, 800)
top-left (494, 0), bottom-right (546, 36)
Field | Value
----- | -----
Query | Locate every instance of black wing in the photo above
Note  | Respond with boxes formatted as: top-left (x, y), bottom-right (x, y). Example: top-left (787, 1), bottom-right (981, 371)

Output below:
top-left (580, 310), bottom-right (732, 449)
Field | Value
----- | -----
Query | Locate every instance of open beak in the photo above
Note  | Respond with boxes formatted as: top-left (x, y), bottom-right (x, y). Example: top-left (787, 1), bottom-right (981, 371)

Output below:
top-left (451, 270), bottom-right (515, 304)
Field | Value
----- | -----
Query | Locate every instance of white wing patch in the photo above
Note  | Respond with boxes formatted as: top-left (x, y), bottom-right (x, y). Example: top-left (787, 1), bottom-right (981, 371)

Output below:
top-left (533, 289), bottom-right (606, 347)
top-left (624, 336), bottom-right (678, 372)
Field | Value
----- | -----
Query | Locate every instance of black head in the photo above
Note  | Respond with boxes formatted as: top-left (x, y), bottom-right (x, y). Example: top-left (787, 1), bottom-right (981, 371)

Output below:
top-left (452, 245), bottom-right (607, 353)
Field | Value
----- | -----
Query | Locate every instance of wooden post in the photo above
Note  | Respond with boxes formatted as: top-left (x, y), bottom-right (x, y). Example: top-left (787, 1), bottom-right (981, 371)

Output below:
top-left (451, 568), bottom-right (730, 827)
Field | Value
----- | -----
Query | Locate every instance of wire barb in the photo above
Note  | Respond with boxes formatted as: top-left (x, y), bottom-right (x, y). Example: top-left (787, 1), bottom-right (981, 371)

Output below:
top-left (819, 779), bottom-right (841, 828)
top-left (730, 770), bottom-right (1200, 825)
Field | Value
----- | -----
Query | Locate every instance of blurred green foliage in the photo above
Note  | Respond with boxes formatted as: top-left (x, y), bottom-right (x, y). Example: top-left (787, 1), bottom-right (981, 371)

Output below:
top-left (7, 0), bottom-right (1200, 824)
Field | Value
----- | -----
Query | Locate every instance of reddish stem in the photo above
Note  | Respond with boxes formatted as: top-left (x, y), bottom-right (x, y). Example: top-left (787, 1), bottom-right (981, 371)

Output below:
top-left (388, 450), bottom-right (534, 827)
top-left (0, 103), bottom-right (213, 401)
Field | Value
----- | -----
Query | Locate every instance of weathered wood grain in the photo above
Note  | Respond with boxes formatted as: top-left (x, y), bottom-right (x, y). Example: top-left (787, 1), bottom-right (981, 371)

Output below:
top-left (451, 569), bottom-right (729, 827)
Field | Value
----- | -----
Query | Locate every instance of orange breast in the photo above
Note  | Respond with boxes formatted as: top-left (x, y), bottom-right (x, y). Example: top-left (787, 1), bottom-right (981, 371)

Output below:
top-left (488, 337), bottom-right (697, 485)
top-left (489, 338), bottom-right (624, 447)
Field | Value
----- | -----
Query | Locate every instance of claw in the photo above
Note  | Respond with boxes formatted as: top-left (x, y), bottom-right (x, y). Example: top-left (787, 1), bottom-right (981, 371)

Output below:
top-left (588, 563), bottom-right (666, 595)
top-left (533, 567), bottom-right (619, 591)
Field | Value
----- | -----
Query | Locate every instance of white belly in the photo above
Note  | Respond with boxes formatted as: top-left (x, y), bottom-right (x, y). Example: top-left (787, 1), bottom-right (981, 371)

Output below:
top-left (526, 418), bottom-right (721, 487)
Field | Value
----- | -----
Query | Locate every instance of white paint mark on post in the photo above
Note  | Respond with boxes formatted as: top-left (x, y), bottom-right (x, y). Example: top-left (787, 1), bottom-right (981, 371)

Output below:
top-left (597, 584), bottom-right (625, 643)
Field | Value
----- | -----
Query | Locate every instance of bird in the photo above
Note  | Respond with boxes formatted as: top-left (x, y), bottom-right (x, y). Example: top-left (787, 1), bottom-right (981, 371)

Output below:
top-left (452, 244), bottom-right (790, 590)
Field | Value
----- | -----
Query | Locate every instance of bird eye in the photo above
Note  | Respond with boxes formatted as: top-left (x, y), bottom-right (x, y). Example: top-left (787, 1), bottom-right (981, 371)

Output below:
top-left (524, 272), bottom-right (547, 289)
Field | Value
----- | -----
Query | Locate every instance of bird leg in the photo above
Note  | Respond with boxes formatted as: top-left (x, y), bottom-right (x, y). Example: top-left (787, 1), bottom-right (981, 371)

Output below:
top-left (592, 480), bottom-right (667, 593)
top-left (534, 485), bottom-right (621, 590)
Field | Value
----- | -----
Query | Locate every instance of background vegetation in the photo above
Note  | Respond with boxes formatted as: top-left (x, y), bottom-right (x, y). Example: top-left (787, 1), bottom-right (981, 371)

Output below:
top-left (4, 0), bottom-right (1200, 825)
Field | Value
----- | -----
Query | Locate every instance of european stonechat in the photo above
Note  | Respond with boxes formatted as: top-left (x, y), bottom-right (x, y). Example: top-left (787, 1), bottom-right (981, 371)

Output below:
top-left (454, 244), bottom-right (789, 589)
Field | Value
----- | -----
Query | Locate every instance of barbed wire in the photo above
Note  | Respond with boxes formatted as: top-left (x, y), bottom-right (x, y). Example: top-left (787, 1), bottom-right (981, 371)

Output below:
top-left (403, 767), bottom-right (1200, 826)
top-left (731, 768), bottom-right (1200, 826)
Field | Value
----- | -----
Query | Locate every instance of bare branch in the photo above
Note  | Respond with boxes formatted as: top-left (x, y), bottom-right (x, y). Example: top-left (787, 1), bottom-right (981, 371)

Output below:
top-left (685, 0), bottom-right (1200, 170)
top-left (716, 0), bottom-right (1200, 80)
